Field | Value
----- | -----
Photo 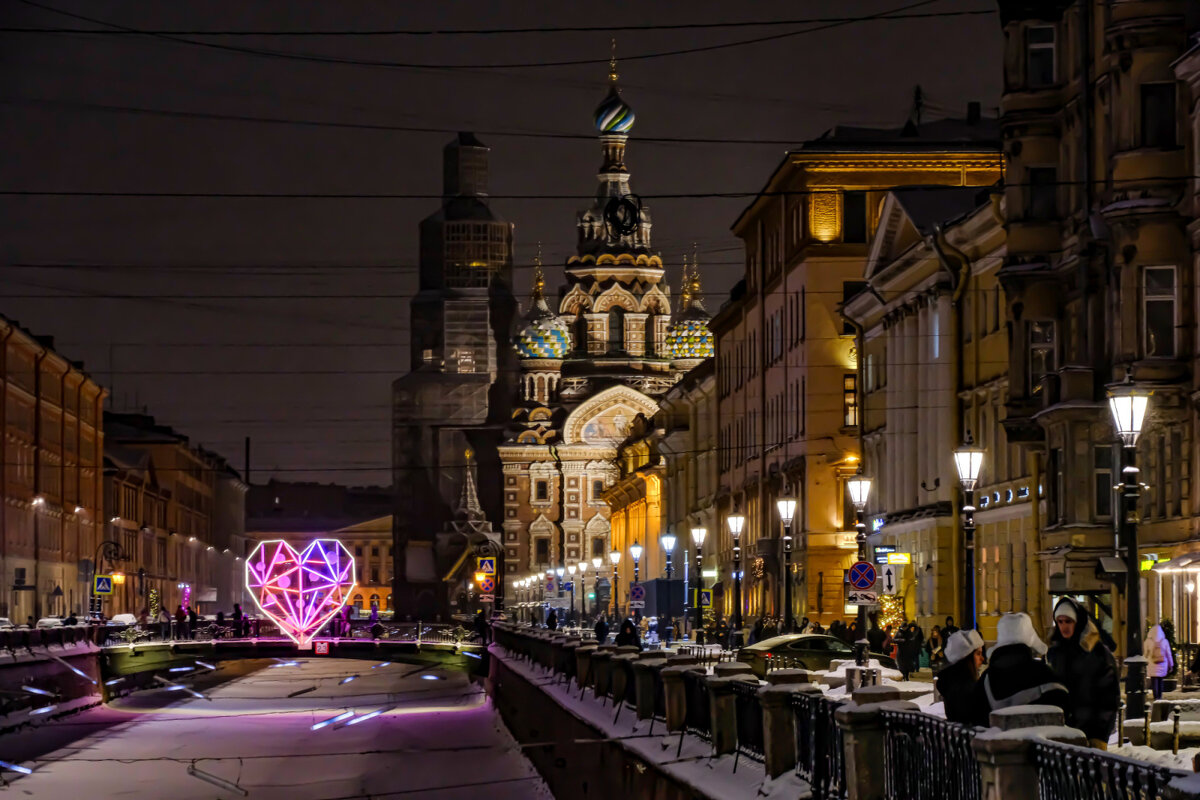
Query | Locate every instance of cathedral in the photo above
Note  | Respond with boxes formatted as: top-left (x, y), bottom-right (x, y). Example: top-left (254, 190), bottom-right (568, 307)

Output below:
top-left (498, 60), bottom-right (714, 593)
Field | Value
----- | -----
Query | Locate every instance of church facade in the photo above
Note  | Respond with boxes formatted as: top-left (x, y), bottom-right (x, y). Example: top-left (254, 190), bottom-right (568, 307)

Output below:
top-left (498, 62), bottom-right (713, 601)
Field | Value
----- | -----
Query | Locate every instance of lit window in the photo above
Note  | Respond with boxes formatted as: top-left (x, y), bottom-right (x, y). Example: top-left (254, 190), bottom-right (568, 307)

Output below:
top-left (1028, 321), bottom-right (1056, 394)
top-left (1143, 266), bottom-right (1176, 358)
top-left (843, 374), bottom-right (859, 427)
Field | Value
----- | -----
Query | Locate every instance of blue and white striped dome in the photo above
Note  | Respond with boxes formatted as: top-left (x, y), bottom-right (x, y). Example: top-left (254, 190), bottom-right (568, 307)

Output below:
top-left (594, 86), bottom-right (635, 134)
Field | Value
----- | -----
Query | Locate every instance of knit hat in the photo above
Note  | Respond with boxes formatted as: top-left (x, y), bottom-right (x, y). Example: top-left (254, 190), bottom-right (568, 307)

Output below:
top-left (1052, 599), bottom-right (1077, 623)
top-left (993, 612), bottom-right (1048, 656)
top-left (944, 629), bottom-right (984, 666)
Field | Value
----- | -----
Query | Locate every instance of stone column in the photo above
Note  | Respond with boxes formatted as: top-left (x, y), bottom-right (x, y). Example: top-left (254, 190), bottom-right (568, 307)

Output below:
top-left (610, 653), bottom-right (639, 707)
top-left (836, 699), bottom-right (918, 800)
top-left (973, 706), bottom-right (1086, 800)
top-left (661, 665), bottom-right (699, 732)
top-left (707, 676), bottom-right (741, 756)
top-left (632, 658), bottom-right (667, 720)
top-left (591, 650), bottom-right (614, 700)
top-left (575, 644), bottom-right (597, 690)
top-left (713, 661), bottom-right (754, 678)
top-left (759, 683), bottom-right (805, 778)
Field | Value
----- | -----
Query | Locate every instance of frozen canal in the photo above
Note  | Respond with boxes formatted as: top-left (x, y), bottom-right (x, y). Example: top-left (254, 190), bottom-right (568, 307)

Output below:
top-left (8, 657), bottom-right (553, 799)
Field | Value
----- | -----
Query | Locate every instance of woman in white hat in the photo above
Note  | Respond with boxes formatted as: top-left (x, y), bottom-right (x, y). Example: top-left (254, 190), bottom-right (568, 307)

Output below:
top-left (967, 612), bottom-right (1070, 727)
top-left (936, 628), bottom-right (985, 724)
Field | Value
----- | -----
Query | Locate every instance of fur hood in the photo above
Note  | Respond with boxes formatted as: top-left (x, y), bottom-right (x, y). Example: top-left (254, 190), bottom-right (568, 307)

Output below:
top-left (1049, 597), bottom-right (1101, 653)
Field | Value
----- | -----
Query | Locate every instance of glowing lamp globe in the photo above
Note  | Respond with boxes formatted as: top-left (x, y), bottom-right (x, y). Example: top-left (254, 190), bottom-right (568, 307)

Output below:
top-left (609, 550), bottom-right (621, 566)
top-left (1108, 388), bottom-right (1149, 446)
top-left (846, 476), bottom-right (872, 512)
top-left (245, 539), bottom-right (356, 649)
top-left (660, 532), bottom-right (676, 553)
top-left (726, 512), bottom-right (745, 539)
top-left (776, 496), bottom-right (797, 526)
top-left (629, 542), bottom-right (643, 563)
top-left (954, 439), bottom-right (985, 492)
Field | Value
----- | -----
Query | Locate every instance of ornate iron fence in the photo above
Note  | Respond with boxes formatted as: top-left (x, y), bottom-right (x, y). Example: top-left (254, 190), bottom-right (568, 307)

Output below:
top-left (1033, 739), bottom-right (1187, 800)
top-left (793, 692), bottom-right (847, 800)
top-left (682, 669), bottom-right (712, 741)
top-left (731, 679), bottom-right (765, 763)
top-left (881, 708), bottom-right (981, 800)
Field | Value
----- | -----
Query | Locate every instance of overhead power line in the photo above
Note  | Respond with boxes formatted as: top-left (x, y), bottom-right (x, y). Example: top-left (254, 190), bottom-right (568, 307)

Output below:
top-left (0, 9), bottom-right (997, 37)
top-left (13, 0), bottom-right (969, 71)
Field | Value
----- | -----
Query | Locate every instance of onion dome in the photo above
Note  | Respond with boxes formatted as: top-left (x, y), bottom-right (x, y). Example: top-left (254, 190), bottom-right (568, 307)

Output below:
top-left (594, 43), bottom-right (635, 134)
top-left (666, 254), bottom-right (714, 361)
top-left (515, 250), bottom-right (571, 360)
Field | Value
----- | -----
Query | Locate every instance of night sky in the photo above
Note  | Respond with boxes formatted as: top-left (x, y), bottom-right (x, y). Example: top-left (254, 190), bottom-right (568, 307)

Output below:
top-left (0, 1), bottom-right (1001, 485)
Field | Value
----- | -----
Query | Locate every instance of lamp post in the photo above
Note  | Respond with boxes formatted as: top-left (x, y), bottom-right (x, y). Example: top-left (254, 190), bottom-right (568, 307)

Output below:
top-left (90, 539), bottom-right (127, 619)
top-left (691, 526), bottom-right (706, 641)
top-left (577, 561), bottom-right (588, 622)
top-left (592, 556), bottom-right (602, 616)
top-left (609, 549), bottom-right (621, 618)
top-left (1109, 377), bottom-right (1150, 720)
top-left (846, 473), bottom-right (872, 666)
top-left (661, 531), bottom-right (676, 580)
top-left (629, 542), bottom-right (643, 621)
top-left (567, 564), bottom-right (577, 625)
top-left (954, 435), bottom-right (985, 633)
top-left (727, 508), bottom-right (746, 647)
top-left (776, 491), bottom-right (797, 633)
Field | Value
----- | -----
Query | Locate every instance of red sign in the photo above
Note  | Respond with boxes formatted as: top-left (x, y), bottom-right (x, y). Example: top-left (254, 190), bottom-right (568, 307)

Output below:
top-left (479, 576), bottom-right (495, 593)
top-left (314, 641), bottom-right (330, 655)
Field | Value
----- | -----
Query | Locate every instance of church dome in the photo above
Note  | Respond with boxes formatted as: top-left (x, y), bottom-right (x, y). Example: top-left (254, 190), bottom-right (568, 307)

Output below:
top-left (516, 311), bottom-right (571, 360)
top-left (594, 85), bottom-right (635, 134)
top-left (665, 255), bottom-right (714, 360)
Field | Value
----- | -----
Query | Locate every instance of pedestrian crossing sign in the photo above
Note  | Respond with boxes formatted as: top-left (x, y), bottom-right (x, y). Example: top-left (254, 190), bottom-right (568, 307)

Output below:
top-left (700, 590), bottom-right (712, 608)
top-left (94, 575), bottom-right (114, 595)
top-left (476, 557), bottom-right (495, 575)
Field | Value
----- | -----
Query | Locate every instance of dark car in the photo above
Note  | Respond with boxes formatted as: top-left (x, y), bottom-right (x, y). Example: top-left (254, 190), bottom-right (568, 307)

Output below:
top-left (738, 633), bottom-right (898, 678)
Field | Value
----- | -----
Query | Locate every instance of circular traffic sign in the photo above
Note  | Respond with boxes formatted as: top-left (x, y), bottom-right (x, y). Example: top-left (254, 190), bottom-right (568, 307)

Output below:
top-left (848, 561), bottom-right (877, 590)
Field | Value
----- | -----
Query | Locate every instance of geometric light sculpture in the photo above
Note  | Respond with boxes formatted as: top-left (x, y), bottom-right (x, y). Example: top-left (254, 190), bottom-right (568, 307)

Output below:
top-left (245, 539), bottom-right (356, 648)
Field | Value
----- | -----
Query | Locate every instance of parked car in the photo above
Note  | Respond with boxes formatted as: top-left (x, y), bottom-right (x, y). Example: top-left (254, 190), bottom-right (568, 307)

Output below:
top-left (739, 633), bottom-right (898, 678)
top-left (0, 618), bottom-right (14, 630)
top-left (35, 617), bottom-right (64, 629)
top-left (109, 613), bottom-right (138, 626)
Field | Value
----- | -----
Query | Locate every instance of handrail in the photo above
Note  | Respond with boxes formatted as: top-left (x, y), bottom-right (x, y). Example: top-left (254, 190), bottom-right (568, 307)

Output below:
top-left (793, 691), bottom-right (847, 800)
top-left (881, 707), bottom-right (982, 800)
top-left (1032, 738), bottom-right (1187, 800)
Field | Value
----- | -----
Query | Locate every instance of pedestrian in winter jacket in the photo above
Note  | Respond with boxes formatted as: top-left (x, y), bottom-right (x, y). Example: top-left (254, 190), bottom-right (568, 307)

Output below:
top-left (936, 629), bottom-right (985, 725)
top-left (896, 622), bottom-right (924, 680)
top-left (1144, 623), bottom-right (1174, 699)
top-left (1047, 598), bottom-right (1119, 749)
top-left (594, 616), bottom-right (609, 645)
top-left (546, 609), bottom-right (558, 630)
top-left (614, 618), bottom-right (642, 650)
top-left (967, 613), bottom-right (1070, 727)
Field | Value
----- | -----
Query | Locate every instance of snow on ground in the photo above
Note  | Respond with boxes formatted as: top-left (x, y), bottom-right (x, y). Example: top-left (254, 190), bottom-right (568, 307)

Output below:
top-left (2, 658), bottom-right (552, 799)
top-left (1110, 744), bottom-right (1200, 770)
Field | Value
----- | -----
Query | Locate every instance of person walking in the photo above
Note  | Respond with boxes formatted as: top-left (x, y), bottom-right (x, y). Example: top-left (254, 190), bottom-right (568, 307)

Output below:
top-left (749, 617), bottom-right (764, 645)
top-left (546, 608), bottom-right (558, 631)
top-left (936, 629), bottom-right (985, 725)
top-left (1047, 598), bottom-right (1119, 749)
top-left (232, 603), bottom-right (244, 637)
top-left (473, 610), bottom-right (490, 645)
top-left (187, 605), bottom-right (200, 639)
top-left (925, 625), bottom-right (945, 670)
top-left (174, 605), bottom-right (186, 640)
top-left (897, 622), bottom-right (924, 681)
top-left (594, 615), bottom-right (609, 645)
top-left (866, 612), bottom-right (885, 653)
top-left (968, 612), bottom-right (1069, 727)
top-left (1144, 622), bottom-right (1174, 700)
top-left (614, 618), bottom-right (642, 650)
top-left (943, 616), bottom-right (960, 638)
top-left (157, 606), bottom-right (171, 640)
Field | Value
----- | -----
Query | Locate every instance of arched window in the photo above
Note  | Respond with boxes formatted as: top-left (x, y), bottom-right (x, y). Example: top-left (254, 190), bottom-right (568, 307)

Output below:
top-left (353, 593), bottom-right (364, 609)
top-left (369, 593), bottom-right (380, 609)
top-left (574, 313), bottom-right (588, 354)
top-left (386, 594), bottom-right (393, 610)
top-left (608, 307), bottom-right (625, 352)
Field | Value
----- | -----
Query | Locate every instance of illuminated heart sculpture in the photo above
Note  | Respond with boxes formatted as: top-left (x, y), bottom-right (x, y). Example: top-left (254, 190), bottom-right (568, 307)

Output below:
top-left (245, 539), bottom-right (356, 648)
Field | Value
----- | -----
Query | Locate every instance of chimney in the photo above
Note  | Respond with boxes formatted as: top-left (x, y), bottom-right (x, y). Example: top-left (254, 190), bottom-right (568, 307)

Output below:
top-left (967, 101), bottom-right (982, 125)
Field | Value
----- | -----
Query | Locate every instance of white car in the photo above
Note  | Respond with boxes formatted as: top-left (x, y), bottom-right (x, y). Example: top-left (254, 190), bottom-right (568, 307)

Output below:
top-left (0, 618), bottom-right (13, 630)
top-left (109, 613), bottom-right (138, 626)
top-left (35, 617), bottom-right (64, 629)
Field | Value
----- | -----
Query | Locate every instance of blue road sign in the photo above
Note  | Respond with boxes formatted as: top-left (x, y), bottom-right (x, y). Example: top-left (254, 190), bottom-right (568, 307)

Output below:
top-left (476, 557), bottom-right (495, 575)
top-left (629, 583), bottom-right (645, 602)
top-left (94, 575), bottom-right (114, 595)
top-left (848, 562), bottom-right (877, 590)
top-left (699, 590), bottom-right (712, 608)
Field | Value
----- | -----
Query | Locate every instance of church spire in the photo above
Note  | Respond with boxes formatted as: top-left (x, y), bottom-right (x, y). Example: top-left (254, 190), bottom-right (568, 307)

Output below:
top-left (530, 242), bottom-right (546, 306)
top-left (678, 254), bottom-right (692, 309)
top-left (689, 243), bottom-right (704, 307)
top-left (457, 448), bottom-right (485, 521)
top-left (609, 37), bottom-right (619, 84)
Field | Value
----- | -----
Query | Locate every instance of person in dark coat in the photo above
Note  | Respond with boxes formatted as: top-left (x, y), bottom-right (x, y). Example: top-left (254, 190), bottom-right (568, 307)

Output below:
top-left (187, 605), bottom-right (200, 639)
top-left (968, 613), bottom-right (1069, 727)
top-left (937, 629), bottom-right (985, 725)
top-left (943, 616), bottom-right (960, 638)
top-left (174, 606), bottom-right (187, 640)
top-left (594, 616), bottom-right (609, 645)
top-left (749, 617), bottom-right (765, 645)
top-left (546, 609), bottom-right (558, 631)
top-left (614, 618), bottom-right (641, 650)
top-left (896, 622), bottom-right (924, 680)
top-left (473, 610), bottom-right (491, 645)
top-left (866, 612), bottom-right (885, 653)
top-left (1047, 598), bottom-right (1119, 749)
top-left (925, 626), bottom-right (946, 669)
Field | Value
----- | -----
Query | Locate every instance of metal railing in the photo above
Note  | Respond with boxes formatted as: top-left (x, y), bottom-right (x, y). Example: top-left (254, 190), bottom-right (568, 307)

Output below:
top-left (731, 679), bottom-right (765, 763)
top-left (1033, 739), bottom-right (1188, 800)
top-left (682, 669), bottom-right (712, 742)
top-left (882, 708), bottom-right (981, 800)
top-left (793, 691), bottom-right (847, 800)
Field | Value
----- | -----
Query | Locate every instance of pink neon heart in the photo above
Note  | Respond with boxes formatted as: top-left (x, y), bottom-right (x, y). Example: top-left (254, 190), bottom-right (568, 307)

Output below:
top-left (245, 539), bottom-right (356, 647)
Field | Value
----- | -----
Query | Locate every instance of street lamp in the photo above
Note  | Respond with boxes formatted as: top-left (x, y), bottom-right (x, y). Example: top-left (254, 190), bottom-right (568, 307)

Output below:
top-left (776, 490), bottom-right (797, 633)
top-left (567, 564), bottom-right (577, 624)
top-left (953, 434), bottom-right (985, 633)
top-left (592, 556), bottom-right (603, 617)
top-left (727, 508), bottom-right (746, 647)
top-left (577, 561), bottom-right (589, 620)
top-left (609, 549), bottom-right (621, 618)
top-left (691, 526), bottom-right (707, 642)
top-left (846, 472), bottom-right (872, 666)
top-left (661, 531), bottom-right (676, 580)
top-left (1108, 376), bottom-right (1150, 720)
top-left (629, 542), bottom-right (643, 620)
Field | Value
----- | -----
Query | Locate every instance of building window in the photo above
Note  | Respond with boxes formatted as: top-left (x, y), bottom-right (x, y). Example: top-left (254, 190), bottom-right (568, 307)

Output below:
top-left (842, 191), bottom-right (867, 243)
top-left (1025, 26), bottom-right (1056, 88)
top-left (1027, 167), bottom-right (1057, 220)
top-left (535, 480), bottom-right (549, 501)
top-left (1028, 320), bottom-right (1056, 394)
top-left (1049, 447), bottom-right (1064, 524)
top-left (1094, 444), bottom-right (1113, 520)
top-left (592, 479), bottom-right (604, 499)
top-left (1143, 266), bottom-right (1176, 358)
top-left (371, 547), bottom-right (379, 557)
top-left (592, 538), bottom-right (606, 558)
top-left (607, 307), bottom-right (625, 353)
top-left (535, 538), bottom-right (550, 565)
top-left (843, 374), bottom-right (859, 427)
top-left (354, 546), bottom-right (364, 557)
top-left (1141, 83), bottom-right (1177, 149)
top-left (371, 568), bottom-right (380, 584)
